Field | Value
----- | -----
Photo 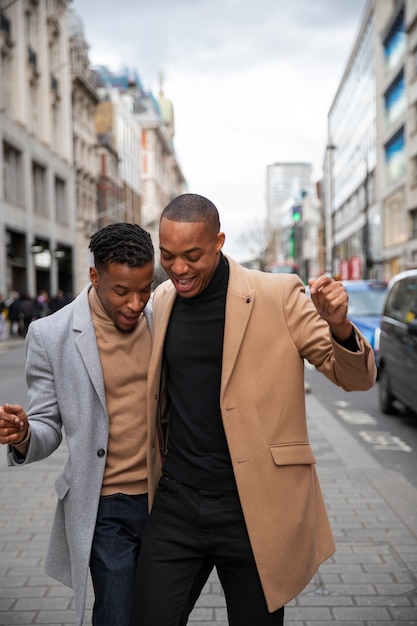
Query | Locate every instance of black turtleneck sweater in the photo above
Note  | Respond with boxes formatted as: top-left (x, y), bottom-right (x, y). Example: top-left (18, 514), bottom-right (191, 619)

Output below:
top-left (162, 254), bottom-right (237, 490)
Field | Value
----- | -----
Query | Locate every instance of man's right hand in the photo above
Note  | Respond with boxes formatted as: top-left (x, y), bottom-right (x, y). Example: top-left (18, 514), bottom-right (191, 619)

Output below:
top-left (0, 404), bottom-right (29, 445)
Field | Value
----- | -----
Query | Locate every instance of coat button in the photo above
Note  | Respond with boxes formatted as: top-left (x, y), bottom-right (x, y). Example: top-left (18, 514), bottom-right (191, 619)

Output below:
top-left (97, 449), bottom-right (105, 457)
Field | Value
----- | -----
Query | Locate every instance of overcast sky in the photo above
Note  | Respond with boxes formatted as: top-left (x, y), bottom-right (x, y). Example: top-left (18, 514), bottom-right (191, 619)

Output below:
top-left (72, 0), bottom-right (368, 259)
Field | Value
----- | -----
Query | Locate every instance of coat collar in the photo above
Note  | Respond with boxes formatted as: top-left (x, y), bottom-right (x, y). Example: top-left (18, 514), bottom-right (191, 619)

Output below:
top-left (152, 256), bottom-right (256, 396)
top-left (72, 283), bottom-right (153, 335)
top-left (70, 284), bottom-right (153, 415)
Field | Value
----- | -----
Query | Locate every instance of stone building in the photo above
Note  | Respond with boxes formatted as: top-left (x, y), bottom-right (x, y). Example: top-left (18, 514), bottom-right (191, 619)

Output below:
top-left (0, 0), bottom-right (75, 299)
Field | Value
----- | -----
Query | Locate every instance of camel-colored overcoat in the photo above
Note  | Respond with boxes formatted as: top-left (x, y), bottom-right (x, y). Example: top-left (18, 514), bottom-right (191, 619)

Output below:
top-left (145, 256), bottom-right (376, 612)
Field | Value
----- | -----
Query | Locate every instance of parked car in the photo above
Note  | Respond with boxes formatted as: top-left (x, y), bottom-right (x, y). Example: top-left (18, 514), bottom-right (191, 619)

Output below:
top-left (265, 263), bottom-right (300, 275)
top-left (378, 269), bottom-right (417, 415)
top-left (342, 279), bottom-right (387, 366)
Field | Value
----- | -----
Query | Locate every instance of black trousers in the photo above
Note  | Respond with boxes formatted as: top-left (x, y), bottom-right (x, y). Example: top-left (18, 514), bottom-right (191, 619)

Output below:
top-left (131, 476), bottom-right (284, 626)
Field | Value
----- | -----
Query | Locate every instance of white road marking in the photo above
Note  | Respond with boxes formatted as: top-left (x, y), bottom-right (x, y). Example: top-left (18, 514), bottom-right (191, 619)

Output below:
top-left (337, 410), bottom-right (377, 425)
top-left (359, 431), bottom-right (413, 452)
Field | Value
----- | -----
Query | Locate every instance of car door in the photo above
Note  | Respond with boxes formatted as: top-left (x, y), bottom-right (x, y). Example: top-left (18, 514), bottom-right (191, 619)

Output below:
top-left (381, 279), bottom-right (411, 404)
top-left (400, 278), bottom-right (417, 409)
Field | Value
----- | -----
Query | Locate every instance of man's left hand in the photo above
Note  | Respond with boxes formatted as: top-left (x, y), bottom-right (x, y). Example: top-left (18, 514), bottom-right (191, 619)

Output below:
top-left (308, 276), bottom-right (352, 341)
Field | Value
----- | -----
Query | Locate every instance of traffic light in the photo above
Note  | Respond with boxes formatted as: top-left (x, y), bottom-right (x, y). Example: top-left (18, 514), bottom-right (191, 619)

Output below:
top-left (292, 205), bottom-right (302, 223)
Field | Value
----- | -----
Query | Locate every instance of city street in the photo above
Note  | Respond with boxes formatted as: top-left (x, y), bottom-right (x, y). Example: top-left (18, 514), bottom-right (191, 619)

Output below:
top-left (305, 364), bottom-right (417, 489)
top-left (1, 343), bottom-right (417, 625)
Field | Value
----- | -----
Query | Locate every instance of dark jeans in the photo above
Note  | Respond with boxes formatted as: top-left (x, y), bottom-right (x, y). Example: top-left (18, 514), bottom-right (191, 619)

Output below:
top-left (132, 476), bottom-right (284, 626)
top-left (90, 492), bottom-right (148, 626)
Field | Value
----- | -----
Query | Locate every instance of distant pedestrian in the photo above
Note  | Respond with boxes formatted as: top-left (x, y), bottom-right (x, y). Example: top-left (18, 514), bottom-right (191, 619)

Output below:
top-left (0, 294), bottom-right (7, 339)
top-left (49, 289), bottom-right (70, 313)
top-left (7, 292), bottom-right (21, 337)
top-left (34, 290), bottom-right (50, 318)
top-left (18, 293), bottom-right (37, 337)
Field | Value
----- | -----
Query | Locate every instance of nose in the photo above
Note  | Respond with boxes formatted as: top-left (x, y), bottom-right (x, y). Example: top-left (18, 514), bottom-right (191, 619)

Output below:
top-left (127, 292), bottom-right (143, 312)
top-left (171, 257), bottom-right (189, 275)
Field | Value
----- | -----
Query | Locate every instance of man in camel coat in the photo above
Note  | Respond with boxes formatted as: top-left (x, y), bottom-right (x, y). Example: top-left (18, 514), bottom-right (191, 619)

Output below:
top-left (133, 193), bottom-right (377, 626)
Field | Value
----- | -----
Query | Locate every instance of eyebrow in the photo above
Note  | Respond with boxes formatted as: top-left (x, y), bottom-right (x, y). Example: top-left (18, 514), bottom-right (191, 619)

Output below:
top-left (159, 246), bottom-right (203, 254)
top-left (113, 282), bottom-right (153, 290)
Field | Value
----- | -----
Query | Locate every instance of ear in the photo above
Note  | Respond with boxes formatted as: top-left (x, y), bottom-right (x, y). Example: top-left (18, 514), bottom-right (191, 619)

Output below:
top-left (215, 231), bottom-right (225, 252)
top-left (89, 266), bottom-right (98, 287)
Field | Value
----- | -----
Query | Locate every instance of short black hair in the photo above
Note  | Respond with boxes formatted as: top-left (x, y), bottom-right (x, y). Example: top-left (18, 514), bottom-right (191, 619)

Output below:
top-left (161, 194), bottom-right (220, 233)
top-left (89, 223), bottom-right (154, 270)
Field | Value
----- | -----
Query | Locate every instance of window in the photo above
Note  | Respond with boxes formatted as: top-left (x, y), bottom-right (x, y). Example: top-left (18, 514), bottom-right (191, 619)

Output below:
top-left (385, 128), bottom-right (406, 185)
top-left (0, 54), bottom-right (11, 112)
top-left (0, 18), bottom-right (13, 112)
top-left (29, 80), bottom-right (39, 135)
top-left (411, 156), bottom-right (417, 187)
top-left (383, 189), bottom-right (407, 247)
top-left (55, 176), bottom-right (66, 224)
top-left (3, 142), bottom-right (23, 205)
top-left (385, 279), bottom-right (417, 323)
top-left (25, 7), bottom-right (38, 52)
top-left (384, 9), bottom-right (406, 74)
top-left (32, 162), bottom-right (47, 216)
top-left (384, 71), bottom-right (405, 126)
top-left (411, 209), bottom-right (417, 239)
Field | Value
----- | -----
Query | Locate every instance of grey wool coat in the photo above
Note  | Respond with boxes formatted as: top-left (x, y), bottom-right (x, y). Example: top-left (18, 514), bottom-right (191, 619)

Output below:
top-left (7, 284), bottom-right (152, 626)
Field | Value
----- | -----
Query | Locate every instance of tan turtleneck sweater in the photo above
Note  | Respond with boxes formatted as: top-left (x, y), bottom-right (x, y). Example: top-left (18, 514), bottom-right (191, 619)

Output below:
top-left (89, 286), bottom-right (151, 496)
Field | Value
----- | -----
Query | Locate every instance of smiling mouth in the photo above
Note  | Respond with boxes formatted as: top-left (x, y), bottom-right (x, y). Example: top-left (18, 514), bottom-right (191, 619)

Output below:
top-left (174, 276), bottom-right (196, 291)
top-left (120, 313), bottom-right (140, 324)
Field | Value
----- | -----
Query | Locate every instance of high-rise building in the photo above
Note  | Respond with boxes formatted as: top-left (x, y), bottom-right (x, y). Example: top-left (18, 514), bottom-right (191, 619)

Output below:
top-left (266, 162), bottom-right (313, 228)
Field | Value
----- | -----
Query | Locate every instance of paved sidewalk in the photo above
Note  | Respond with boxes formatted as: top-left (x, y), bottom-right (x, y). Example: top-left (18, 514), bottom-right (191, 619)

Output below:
top-left (0, 337), bottom-right (25, 352)
top-left (1, 384), bottom-right (417, 624)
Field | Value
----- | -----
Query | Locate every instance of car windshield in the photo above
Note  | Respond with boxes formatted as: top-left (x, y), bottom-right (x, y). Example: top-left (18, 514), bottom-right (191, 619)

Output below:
top-left (347, 289), bottom-right (386, 316)
top-left (269, 265), bottom-right (297, 274)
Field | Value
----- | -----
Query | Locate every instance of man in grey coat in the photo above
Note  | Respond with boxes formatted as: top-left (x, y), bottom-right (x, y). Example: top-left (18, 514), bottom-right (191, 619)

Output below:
top-left (0, 223), bottom-right (155, 626)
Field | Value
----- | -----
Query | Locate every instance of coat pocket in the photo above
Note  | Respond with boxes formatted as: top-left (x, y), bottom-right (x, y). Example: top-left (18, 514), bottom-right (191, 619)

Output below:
top-left (54, 472), bottom-right (70, 500)
top-left (269, 442), bottom-right (316, 465)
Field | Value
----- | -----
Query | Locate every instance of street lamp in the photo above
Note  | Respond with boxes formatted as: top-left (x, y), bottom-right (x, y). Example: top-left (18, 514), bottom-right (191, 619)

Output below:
top-left (362, 156), bottom-right (372, 279)
top-left (325, 143), bottom-right (337, 275)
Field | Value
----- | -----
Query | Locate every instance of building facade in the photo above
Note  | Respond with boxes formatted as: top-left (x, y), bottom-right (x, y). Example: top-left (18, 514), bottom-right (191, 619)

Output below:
top-left (326, 0), bottom-right (417, 281)
top-left (0, 0), bottom-right (75, 299)
top-left (0, 2), bottom-right (186, 303)
top-left (68, 7), bottom-right (100, 293)
top-left (93, 67), bottom-right (186, 267)
top-left (137, 83), bottom-right (187, 254)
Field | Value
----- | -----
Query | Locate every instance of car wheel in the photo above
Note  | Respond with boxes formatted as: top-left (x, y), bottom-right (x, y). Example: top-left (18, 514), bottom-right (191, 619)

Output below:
top-left (379, 367), bottom-right (395, 414)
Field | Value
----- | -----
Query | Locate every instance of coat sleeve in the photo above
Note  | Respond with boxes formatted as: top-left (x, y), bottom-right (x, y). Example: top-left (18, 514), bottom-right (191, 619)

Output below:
top-left (283, 277), bottom-right (377, 391)
top-left (7, 321), bottom-right (63, 467)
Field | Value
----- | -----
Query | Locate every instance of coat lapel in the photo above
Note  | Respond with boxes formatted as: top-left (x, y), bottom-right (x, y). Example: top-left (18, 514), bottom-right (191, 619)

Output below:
top-left (152, 262), bottom-right (255, 398)
top-left (152, 281), bottom-right (177, 361)
top-left (221, 257), bottom-right (255, 397)
top-left (72, 285), bottom-right (107, 414)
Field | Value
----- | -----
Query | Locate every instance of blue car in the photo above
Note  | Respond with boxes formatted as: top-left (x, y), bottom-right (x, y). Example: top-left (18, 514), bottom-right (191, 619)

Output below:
top-left (342, 280), bottom-right (387, 366)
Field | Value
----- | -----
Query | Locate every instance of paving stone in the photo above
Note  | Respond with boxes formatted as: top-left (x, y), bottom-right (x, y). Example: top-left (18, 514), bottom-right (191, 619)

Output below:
top-left (2, 383), bottom-right (417, 624)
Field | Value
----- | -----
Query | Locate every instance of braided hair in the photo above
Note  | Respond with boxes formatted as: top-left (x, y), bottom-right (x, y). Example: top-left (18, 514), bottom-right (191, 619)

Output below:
top-left (89, 223), bottom-right (154, 270)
